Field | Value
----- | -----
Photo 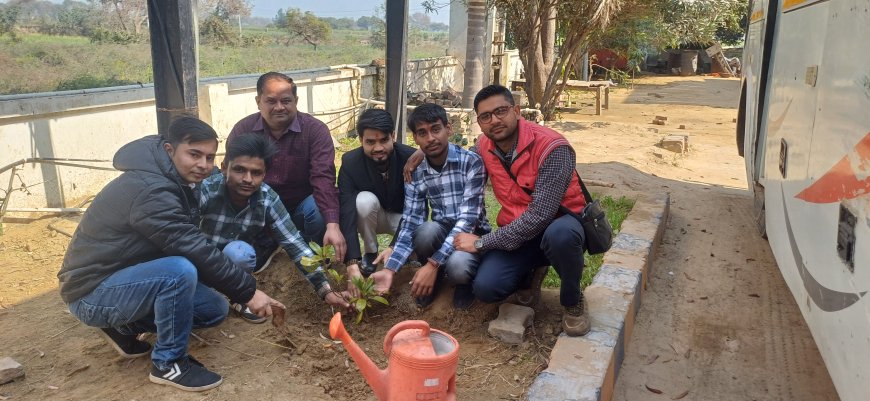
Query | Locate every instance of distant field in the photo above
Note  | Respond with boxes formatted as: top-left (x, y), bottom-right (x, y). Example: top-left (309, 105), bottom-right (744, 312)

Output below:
top-left (0, 29), bottom-right (448, 95)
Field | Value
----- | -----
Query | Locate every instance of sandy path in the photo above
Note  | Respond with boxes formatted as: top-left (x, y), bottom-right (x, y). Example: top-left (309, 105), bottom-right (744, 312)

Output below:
top-left (557, 76), bottom-right (838, 401)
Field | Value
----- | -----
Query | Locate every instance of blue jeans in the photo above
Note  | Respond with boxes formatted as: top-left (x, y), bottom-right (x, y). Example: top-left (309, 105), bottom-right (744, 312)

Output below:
top-left (290, 194), bottom-right (327, 245)
top-left (67, 257), bottom-right (228, 370)
top-left (223, 240), bottom-right (257, 274)
top-left (413, 221), bottom-right (481, 285)
top-left (474, 214), bottom-right (586, 307)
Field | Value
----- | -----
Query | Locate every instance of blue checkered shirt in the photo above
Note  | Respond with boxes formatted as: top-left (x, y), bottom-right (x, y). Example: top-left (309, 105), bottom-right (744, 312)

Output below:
top-left (198, 174), bottom-right (327, 293)
top-left (385, 144), bottom-right (490, 272)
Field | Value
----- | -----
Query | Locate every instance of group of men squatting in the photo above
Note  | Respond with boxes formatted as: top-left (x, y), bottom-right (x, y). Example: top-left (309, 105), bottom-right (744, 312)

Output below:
top-left (57, 72), bottom-right (594, 392)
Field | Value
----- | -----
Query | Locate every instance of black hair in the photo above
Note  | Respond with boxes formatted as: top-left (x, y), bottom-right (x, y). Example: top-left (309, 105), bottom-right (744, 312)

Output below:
top-left (407, 102), bottom-right (449, 133)
top-left (256, 71), bottom-right (297, 97)
top-left (356, 108), bottom-right (395, 138)
top-left (165, 116), bottom-right (218, 147)
top-left (473, 84), bottom-right (515, 111)
top-left (225, 133), bottom-right (277, 170)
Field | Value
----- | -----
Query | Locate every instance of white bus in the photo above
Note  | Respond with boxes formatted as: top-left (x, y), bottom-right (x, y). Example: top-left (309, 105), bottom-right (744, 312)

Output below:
top-left (737, 0), bottom-right (870, 399)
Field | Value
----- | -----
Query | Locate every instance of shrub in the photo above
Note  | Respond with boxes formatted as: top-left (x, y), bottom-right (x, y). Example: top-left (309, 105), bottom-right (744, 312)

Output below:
top-left (88, 27), bottom-right (141, 44)
top-left (55, 75), bottom-right (136, 91)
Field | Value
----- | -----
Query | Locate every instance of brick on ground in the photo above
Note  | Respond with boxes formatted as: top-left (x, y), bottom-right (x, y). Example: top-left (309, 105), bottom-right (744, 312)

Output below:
top-left (487, 303), bottom-right (535, 344)
top-left (660, 134), bottom-right (689, 154)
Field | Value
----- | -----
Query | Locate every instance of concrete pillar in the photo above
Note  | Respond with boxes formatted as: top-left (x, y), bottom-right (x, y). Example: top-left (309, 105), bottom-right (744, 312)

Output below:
top-left (197, 83), bottom-right (231, 138)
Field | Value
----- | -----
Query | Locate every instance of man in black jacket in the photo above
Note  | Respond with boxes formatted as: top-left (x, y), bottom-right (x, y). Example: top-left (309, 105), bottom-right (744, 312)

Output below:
top-left (58, 116), bottom-right (285, 392)
top-left (338, 109), bottom-right (416, 285)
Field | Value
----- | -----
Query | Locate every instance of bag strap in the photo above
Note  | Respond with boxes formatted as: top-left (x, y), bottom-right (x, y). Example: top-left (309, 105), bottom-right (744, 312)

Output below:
top-left (495, 153), bottom-right (592, 218)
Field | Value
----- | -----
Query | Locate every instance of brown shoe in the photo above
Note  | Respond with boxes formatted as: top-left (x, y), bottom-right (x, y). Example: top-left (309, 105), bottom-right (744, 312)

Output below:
top-left (562, 302), bottom-right (590, 336)
top-left (516, 266), bottom-right (548, 307)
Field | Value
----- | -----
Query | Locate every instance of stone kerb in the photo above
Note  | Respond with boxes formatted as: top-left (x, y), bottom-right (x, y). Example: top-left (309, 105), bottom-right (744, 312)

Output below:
top-left (528, 192), bottom-right (670, 401)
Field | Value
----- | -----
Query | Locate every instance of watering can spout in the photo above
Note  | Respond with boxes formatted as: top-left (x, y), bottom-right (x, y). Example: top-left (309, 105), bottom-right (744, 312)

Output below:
top-left (329, 313), bottom-right (388, 400)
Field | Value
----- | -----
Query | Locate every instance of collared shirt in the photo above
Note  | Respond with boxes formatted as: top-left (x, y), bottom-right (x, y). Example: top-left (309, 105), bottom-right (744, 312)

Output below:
top-left (385, 144), bottom-right (490, 271)
top-left (198, 174), bottom-right (327, 293)
top-left (229, 112), bottom-right (339, 223)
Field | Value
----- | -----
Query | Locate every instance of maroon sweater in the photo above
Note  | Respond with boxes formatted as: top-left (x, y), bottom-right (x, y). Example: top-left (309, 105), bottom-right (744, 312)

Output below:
top-left (229, 112), bottom-right (339, 223)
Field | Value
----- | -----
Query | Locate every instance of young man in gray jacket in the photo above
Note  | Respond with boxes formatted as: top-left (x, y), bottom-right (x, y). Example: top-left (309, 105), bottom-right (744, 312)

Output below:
top-left (58, 117), bottom-right (284, 392)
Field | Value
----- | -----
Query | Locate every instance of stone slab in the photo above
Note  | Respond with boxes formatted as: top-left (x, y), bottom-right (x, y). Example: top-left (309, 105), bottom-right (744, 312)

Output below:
top-left (0, 357), bottom-right (24, 385)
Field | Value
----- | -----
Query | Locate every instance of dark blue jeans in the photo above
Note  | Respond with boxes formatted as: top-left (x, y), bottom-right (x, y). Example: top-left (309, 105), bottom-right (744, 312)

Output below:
top-left (67, 256), bottom-right (228, 370)
top-left (290, 194), bottom-right (327, 245)
top-left (474, 214), bottom-right (586, 307)
top-left (413, 221), bottom-right (481, 285)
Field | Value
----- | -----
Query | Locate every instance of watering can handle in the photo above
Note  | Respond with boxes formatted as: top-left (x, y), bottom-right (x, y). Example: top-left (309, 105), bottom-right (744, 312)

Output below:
top-left (383, 320), bottom-right (431, 355)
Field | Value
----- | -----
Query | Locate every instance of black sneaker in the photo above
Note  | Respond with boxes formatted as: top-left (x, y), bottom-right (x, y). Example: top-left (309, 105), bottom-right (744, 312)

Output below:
top-left (97, 327), bottom-right (151, 359)
top-left (360, 252), bottom-right (378, 276)
top-left (452, 284), bottom-right (475, 310)
top-left (231, 303), bottom-right (267, 324)
top-left (253, 241), bottom-right (280, 274)
top-left (149, 357), bottom-right (223, 392)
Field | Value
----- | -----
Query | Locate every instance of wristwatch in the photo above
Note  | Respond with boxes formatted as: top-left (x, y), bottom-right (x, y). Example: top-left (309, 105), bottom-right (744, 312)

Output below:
top-left (474, 238), bottom-right (484, 251)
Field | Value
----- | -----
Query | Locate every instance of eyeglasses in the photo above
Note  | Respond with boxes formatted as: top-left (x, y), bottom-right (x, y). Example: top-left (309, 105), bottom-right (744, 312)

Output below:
top-left (476, 105), bottom-right (512, 124)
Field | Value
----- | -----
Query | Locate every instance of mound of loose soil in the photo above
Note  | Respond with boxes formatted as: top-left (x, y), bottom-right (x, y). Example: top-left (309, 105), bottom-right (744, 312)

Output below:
top-left (0, 218), bottom-right (562, 400)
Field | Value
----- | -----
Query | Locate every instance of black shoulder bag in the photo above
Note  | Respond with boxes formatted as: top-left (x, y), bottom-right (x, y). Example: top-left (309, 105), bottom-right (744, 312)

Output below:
top-left (497, 158), bottom-right (613, 255)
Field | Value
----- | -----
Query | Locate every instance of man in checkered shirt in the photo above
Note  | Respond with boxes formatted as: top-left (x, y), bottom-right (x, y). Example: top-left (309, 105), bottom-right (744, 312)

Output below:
top-left (369, 103), bottom-right (490, 309)
top-left (199, 134), bottom-right (349, 322)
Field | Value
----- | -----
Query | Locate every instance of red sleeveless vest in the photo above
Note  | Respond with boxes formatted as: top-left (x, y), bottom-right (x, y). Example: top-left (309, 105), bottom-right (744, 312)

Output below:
top-left (479, 118), bottom-right (586, 227)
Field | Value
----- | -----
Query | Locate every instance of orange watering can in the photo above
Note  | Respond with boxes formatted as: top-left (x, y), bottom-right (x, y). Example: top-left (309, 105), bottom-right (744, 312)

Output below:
top-left (329, 312), bottom-right (459, 401)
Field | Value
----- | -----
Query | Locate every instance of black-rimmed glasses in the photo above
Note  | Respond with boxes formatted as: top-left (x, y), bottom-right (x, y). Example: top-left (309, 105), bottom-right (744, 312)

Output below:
top-left (476, 105), bottom-right (512, 124)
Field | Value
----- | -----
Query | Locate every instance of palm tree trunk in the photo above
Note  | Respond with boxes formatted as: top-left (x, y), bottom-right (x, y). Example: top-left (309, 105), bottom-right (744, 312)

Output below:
top-left (462, 0), bottom-right (487, 108)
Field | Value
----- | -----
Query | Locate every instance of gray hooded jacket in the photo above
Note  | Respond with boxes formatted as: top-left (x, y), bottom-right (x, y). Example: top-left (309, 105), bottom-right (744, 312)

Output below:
top-left (58, 135), bottom-right (256, 304)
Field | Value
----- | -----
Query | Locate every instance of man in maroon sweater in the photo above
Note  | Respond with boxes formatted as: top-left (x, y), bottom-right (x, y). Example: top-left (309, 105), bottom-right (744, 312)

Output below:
top-left (229, 72), bottom-right (346, 267)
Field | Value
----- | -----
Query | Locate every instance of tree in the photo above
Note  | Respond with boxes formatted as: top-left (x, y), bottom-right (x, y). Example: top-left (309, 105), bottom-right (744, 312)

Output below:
top-left (410, 12), bottom-right (431, 30)
top-left (0, 4), bottom-right (21, 41)
top-left (356, 15), bottom-right (381, 31)
top-left (283, 8), bottom-right (331, 51)
top-left (655, 0), bottom-right (742, 46)
top-left (97, 0), bottom-right (148, 36)
top-left (199, 0), bottom-right (251, 21)
top-left (272, 8), bottom-right (288, 29)
top-left (323, 17), bottom-right (356, 30)
top-left (200, 14), bottom-right (236, 46)
top-left (495, 0), bottom-right (622, 118)
top-left (430, 22), bottom-right (448, 31)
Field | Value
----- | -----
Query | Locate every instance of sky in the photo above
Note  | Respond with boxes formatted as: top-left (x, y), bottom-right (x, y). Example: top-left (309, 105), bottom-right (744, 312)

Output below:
top-left (249, 0), bottom-right (450, 24)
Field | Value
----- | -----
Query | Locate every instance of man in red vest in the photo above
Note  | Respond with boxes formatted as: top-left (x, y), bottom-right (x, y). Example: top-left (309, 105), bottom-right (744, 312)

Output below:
top-left (454, 84), bottom-right (591, 336)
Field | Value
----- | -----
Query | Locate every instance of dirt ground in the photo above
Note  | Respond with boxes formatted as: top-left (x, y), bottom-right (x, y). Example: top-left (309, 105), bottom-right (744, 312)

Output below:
top-left (0, 75), bottom-right (839, 400)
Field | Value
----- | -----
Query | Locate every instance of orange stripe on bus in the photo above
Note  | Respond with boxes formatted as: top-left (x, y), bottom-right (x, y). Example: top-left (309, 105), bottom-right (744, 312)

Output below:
top-left (750, 10), bottom-right (764, 22)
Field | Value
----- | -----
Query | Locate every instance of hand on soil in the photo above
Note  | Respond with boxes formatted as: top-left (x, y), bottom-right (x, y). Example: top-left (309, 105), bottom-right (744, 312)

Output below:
top-left (325, 291), bottom-right (350, 310)
top-left (346, 264), bottom-right (362, 298)
top-left (271, 306), bottom-right (285, 328)
top-left (372, 247), bottom-right (393, 265)
top-left (370, 269), bottom-right (394, 295)
top-left (249, 289), bottom-right (285, 318)
top-left (410, 262), bottom-right (438, 297)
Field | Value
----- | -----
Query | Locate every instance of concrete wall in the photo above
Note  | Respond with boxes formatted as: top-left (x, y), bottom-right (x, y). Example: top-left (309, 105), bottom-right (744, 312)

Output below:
top-left (0, 57), bottom-right (461, 212)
